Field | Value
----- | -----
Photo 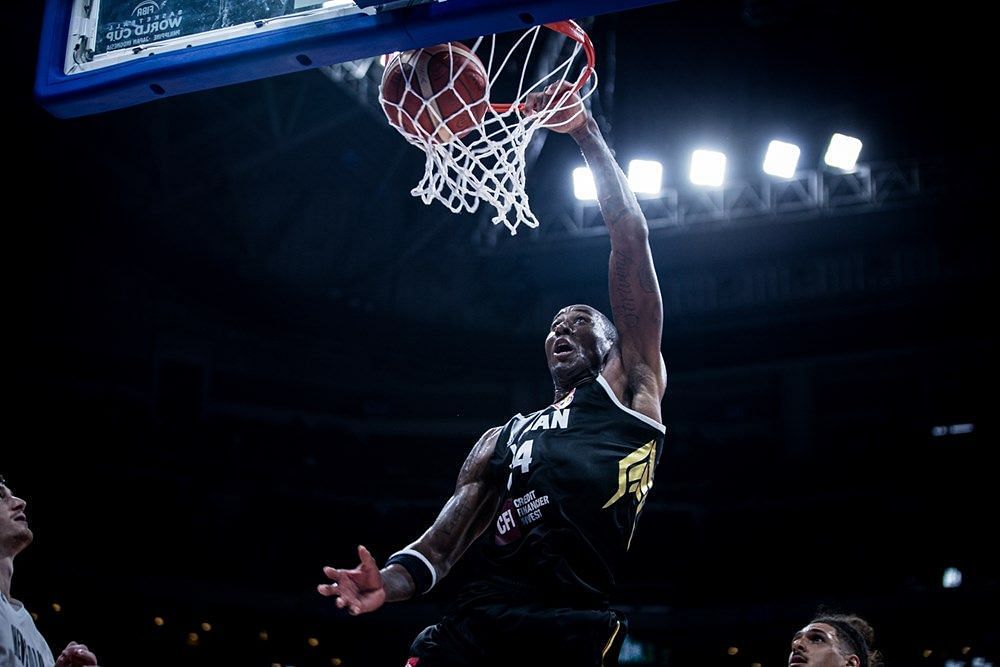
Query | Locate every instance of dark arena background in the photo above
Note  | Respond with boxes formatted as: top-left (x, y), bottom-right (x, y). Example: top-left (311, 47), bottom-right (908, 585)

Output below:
top-left (10, 1), bottom-right (997, 665)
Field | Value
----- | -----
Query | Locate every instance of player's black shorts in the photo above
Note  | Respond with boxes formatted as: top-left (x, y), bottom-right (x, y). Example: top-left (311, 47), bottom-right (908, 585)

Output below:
top-left (406, 596), bottom-right (627, 667)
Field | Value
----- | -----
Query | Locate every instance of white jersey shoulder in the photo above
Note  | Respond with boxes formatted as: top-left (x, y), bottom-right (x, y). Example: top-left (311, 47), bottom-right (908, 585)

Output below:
top-left (596, 374), bottom-right (666, 434)
top-left (0, 592), bottom-right (55, 667)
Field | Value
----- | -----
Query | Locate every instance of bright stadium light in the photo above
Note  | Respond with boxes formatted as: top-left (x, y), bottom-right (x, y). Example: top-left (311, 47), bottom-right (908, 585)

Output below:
top-left (627, 159), bottom-right (663, 195)
top-left (763, 140), bottom-right (801, 178)
top-left (932, 423), bottom-right (975, 437)
top-left (690, 149), bottom-right (726, 186)
top-left (573, 167), bottom-right (598, 201)
top-left (943, 567), bottom-right (963, 589)
top-left (824, 133), bottom-right (863, 171)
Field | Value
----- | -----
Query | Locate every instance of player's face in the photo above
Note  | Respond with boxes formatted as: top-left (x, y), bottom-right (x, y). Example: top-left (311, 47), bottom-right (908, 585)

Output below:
top-left (0, 484), bottom-right (32, 556)
top-left (789, 623), bottom-right (857, 667)
top-left (545, 305), bottom-right (610, 381)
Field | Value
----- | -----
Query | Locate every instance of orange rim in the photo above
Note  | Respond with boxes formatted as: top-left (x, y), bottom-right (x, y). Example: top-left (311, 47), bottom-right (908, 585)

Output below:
top-left (489, 20), bottom-right (596, 113)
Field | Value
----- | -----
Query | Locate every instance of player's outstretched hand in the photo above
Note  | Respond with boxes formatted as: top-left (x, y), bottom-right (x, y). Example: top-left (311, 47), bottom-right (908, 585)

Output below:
top-left (317, 545), bottom-right (386, 615)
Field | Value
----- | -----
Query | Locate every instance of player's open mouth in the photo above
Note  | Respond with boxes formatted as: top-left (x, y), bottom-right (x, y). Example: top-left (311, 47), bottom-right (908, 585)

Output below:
top-left (554, 340), bottom-right (573, 355)
top-left (789, 655), bottom-right (807, 665)
top-left (13, 514), bottom-right (27, 523)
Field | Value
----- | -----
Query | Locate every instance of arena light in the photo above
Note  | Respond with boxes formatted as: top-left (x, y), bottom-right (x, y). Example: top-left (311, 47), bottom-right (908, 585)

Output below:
top-left (573, 167), bottom-right (598, 201)
top-left (942, 566), bottom-right (962, 588)
top-left (627, 159), bottom-right (663, 195)
top-left (690, 149), bottom-right (726, 186)
top-left (763, 140), bottom-right (801, 178)
top-left (824, 133), bottom-right (863, 171)
top-left (932, 423), bottom-right (975, 437)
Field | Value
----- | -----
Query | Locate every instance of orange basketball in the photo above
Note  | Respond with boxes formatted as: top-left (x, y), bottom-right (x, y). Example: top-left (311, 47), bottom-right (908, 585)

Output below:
top-left (380, 42), bottom-right (489, 143)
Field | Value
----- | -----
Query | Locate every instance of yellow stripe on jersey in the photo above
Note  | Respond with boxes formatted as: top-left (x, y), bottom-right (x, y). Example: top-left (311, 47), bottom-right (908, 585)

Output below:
top-left (601, 619), bottom-right (622, 665)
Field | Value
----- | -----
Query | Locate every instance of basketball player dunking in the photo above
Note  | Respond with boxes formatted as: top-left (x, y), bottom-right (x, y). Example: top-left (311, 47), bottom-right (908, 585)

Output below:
top-left (318, 82), bottom-right (667, 667)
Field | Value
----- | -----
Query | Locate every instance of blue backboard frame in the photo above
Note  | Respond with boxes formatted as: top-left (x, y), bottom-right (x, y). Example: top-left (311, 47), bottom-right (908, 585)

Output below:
top-left (36, 0), bottom-right (670, 118)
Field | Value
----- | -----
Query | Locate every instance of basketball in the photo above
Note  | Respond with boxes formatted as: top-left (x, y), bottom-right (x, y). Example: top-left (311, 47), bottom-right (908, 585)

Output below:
top-left (380, 42), bottom-right (489, 143)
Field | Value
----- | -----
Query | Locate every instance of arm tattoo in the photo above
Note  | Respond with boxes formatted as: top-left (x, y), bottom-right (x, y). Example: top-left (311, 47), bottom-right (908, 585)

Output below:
top-left (639, 264), bottom-right (658, 294)
top-left (604, 202), bottom-right (633, 229)
top-left (613, 250), bottom-right (639, 328)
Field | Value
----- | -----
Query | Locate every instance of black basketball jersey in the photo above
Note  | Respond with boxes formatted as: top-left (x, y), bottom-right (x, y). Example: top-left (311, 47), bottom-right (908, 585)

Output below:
top-left (478, 374), bottom-right (665, 605)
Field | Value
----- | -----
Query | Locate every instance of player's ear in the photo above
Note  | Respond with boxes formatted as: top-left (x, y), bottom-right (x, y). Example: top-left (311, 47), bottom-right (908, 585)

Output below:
top-left (600, 337), bottom-right (614, 365)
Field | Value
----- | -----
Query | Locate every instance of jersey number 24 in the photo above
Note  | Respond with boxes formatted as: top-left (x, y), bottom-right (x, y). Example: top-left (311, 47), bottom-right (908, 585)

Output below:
top-left (507, 439), bottom-right (534, 489)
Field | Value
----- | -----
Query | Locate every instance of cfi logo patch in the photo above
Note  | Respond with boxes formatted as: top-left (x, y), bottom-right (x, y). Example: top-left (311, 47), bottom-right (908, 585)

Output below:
top-left (406, 658), bottom-right (421, 666)
top-left (494, 498), bottom-right (522, 545)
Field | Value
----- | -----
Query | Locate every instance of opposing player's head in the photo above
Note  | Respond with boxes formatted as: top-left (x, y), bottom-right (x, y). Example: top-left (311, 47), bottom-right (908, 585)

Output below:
top-left (545, 305), bottom-right (618, 387)
top-left (0, 475), bottom-right (33, 559)
top-left (789, 612), bottom-right (880, 667)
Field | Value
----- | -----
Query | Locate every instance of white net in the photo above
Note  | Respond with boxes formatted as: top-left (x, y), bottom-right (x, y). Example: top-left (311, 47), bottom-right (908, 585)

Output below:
top-left (379, 22), bottom-right (597, 235)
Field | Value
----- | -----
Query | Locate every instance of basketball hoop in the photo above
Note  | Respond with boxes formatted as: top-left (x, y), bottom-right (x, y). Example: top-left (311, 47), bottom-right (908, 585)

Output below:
top-left (379, 21), bottom-right (597, 235)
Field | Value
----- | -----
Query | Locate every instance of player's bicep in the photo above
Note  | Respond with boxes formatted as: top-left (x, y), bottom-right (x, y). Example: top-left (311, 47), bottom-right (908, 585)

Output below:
top-left (414, 427), bottom-right (502, 572)
top-left (455, 425), bottom-right (503, 489)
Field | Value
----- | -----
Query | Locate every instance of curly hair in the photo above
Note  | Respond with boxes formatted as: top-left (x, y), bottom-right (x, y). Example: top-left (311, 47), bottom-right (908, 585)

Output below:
top-left (810, 610), bottom-right (883, 667)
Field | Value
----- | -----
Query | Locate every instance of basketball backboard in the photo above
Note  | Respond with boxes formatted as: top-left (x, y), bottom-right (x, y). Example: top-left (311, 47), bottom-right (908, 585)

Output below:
top-left (36, 0), bottom-right (671, 118)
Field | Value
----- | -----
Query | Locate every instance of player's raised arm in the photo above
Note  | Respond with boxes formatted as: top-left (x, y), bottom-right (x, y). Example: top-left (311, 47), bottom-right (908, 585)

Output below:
top-left (527, 83), bottom-right (666, 416)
